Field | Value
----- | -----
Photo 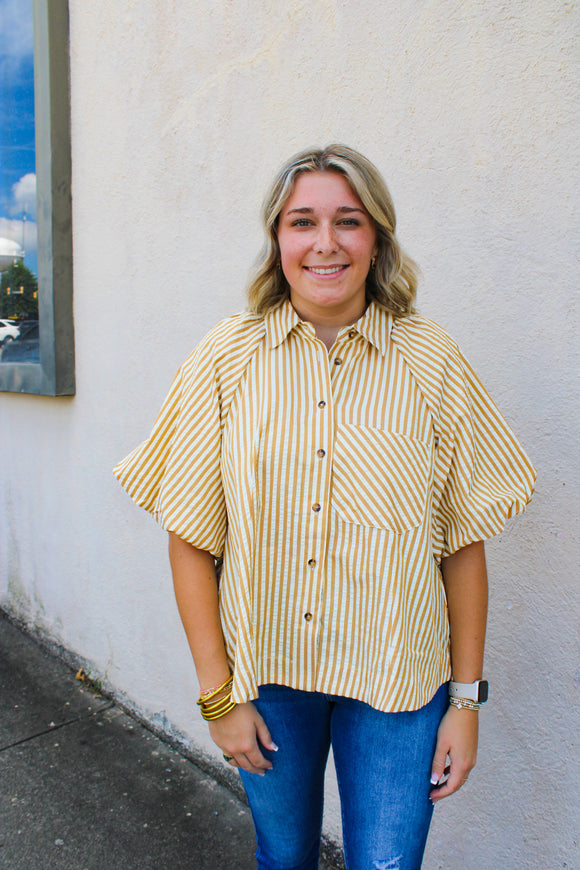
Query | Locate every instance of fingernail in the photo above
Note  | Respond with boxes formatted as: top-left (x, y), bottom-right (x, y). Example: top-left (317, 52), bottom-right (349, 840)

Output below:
top-left (270, 742), bottom-right (279, 752)
top-left (430, 773), bottom-right (440, 785)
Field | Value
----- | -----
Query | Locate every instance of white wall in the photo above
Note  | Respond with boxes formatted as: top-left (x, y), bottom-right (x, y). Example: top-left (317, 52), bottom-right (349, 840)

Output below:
top-left (1, 2), bottom-right (578, 867)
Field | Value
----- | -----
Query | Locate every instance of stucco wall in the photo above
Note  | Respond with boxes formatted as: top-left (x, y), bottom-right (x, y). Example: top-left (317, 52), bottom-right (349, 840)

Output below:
top-left (1, 2), bottom-right (578, 867)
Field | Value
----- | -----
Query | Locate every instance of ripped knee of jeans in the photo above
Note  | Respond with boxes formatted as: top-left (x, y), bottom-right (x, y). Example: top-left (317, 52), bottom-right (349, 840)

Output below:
top-left (372, 858), bottom-right (403, 870)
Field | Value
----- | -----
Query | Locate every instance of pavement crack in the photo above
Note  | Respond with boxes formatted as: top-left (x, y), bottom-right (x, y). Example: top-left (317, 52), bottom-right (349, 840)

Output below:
top-left (0, 702), bottom-right (115, 752)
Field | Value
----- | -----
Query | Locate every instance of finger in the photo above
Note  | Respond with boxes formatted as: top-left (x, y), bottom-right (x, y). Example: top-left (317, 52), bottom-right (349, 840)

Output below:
top-left (255, 716), bottom-right (278, 754)
top-left (219, 743), bottom-right (269, 773)
top-left (236, 753), bottom-right (269, 776)
top-left (430, 766), bottom-right (469, 801)
top-left (219, 742), bottom-right (271, 772)
top-left (430, 742), bottom-right (449, 788)
top-left (245, 742), bottom-right (273, 771)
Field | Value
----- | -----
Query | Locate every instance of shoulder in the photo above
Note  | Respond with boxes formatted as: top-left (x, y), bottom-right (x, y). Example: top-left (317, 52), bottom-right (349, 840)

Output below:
top-left (180, 311), bottom-right (266, 379)
top-left (207, 310), bottom-right (265, 346)
top-left (392, 314), bottom-right (460, 361)
top-left (391, 315), bottom-right (470, 416)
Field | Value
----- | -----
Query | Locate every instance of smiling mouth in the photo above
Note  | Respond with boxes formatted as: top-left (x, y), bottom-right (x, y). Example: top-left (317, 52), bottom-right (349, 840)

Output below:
top-left (305, 265), bottom-right (347, 275)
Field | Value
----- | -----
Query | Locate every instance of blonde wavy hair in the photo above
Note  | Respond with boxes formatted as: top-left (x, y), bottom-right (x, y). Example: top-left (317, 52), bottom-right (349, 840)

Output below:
top-left (247, 144), bottom-right (418, 317)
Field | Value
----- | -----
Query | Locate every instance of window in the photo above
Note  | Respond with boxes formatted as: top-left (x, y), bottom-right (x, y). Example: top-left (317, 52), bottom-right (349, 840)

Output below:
top-left (0, 0), bottom-right (74, 395)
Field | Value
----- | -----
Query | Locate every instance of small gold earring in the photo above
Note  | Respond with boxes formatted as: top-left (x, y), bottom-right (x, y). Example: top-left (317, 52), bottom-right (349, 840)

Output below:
top-left (371, 256), bottom-right (376, 269)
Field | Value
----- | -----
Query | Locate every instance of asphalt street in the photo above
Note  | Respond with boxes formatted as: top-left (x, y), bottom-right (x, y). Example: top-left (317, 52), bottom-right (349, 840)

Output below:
top-left (0, 611), bottom-right (337, 869)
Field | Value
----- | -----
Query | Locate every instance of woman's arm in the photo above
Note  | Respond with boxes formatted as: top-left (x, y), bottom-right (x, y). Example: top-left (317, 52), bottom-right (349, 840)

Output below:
top-left (430, 539), bottom-right (488, 801)
top-left (168, 532), bottom-right (276, 774)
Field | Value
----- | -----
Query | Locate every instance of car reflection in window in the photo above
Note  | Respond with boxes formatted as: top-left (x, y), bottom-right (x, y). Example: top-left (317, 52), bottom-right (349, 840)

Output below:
top-left (0, 319), bottom-right (20, 347)
top-left (0, 321), bottom-right (40, 363)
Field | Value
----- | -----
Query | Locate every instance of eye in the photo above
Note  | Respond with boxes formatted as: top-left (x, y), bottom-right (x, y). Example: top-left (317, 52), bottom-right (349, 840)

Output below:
top-left (338, 218), bottom-right (360, 226)
top-left (291, 218), bottom-right (313, 227)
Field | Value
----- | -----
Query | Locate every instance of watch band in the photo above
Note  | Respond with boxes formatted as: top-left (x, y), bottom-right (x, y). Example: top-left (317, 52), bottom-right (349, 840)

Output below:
top-left (449, 679), bottom-right (488, 703)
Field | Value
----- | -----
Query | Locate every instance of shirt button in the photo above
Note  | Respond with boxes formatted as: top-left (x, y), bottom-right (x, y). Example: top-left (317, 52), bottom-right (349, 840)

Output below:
top-left (318, 400), bottom-right (326, 408)
top-left (304, 612), bottom-right (313, 622)
top-left (348, 330), bottom-right (356, 338)
top-left (334, 358), bottom-right (342, 366)
top-left (316, 449), bottom-right (326, 458)
top-left (307, 559), bottom-right (316, 567)
top-left (312, 503), bottom-right (321, 513)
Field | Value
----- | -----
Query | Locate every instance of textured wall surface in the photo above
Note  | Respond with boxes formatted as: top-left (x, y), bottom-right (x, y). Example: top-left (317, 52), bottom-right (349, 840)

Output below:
top-left (1, 2), bottom-right (578, 867)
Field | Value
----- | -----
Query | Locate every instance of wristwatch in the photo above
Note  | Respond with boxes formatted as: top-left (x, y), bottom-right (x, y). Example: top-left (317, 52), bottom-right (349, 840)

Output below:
top-left (449, 679), bottom-right (488, 703)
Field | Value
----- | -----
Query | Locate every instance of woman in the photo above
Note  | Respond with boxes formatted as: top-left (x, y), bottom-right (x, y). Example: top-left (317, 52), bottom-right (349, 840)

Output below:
top-left (114, 145), bottom-right (535, 869)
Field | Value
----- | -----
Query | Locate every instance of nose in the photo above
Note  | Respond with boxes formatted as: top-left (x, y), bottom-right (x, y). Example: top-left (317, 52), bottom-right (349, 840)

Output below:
top-left (313, 223), bottom-right (339, 254)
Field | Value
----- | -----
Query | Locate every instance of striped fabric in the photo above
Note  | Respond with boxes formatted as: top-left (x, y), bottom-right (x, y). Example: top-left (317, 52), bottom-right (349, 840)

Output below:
top-left (114, 300), bottom-right (535, 712)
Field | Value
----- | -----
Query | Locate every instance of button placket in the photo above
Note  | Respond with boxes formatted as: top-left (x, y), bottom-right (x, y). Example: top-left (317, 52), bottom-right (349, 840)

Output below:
top-left (330, 335), bottom-right (352, 386)
top-left (302, 343), bottom-right (334, 640)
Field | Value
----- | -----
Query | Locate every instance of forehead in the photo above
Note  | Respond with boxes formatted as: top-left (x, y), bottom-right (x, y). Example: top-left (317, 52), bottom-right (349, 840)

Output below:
top-left (282, 171), bottom-right (364, 212)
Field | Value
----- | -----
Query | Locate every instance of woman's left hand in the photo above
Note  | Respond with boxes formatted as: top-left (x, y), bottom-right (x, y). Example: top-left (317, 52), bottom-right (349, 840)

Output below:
top-left (429, 705), bottom-right (479, 802)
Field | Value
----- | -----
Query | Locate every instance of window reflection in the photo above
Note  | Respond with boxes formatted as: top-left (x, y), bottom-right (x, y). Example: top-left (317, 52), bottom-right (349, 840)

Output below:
top-left (0, 0), bottom-right (39, 364)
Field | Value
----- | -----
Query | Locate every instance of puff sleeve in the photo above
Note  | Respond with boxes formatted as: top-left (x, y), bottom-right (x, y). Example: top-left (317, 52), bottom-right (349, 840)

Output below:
top-left (113, 339), bottom-right (227, 557)
top-left (430, 345), bottom-right (536, 560)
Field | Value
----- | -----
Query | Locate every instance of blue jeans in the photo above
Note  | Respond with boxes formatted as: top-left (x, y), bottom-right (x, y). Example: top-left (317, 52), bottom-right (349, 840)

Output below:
top-left (239, 683), bottom-right (448, 870)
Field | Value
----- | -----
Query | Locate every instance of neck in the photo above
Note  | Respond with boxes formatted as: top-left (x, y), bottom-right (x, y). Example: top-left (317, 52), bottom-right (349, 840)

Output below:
top-left (290, 299), bottom-right (367, 350)
top-left (314, 322), bottom-right (341, 350)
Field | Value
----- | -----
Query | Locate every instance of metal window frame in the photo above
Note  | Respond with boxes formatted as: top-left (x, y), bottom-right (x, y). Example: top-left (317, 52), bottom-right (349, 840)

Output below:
top-left (0, 0), bottom-right (74, 395)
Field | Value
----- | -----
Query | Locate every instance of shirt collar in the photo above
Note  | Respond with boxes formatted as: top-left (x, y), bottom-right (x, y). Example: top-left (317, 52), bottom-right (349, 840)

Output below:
top-left (264, 298), bottom-right (393, 355)
top-left (353, 301), bottom-right (393, 356)
top-left (264, 299), bottom-right (302, 349)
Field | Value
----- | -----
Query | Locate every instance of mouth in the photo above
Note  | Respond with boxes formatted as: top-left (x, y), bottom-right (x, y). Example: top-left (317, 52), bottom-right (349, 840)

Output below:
top-left (304, 265), bottom-right (348, 276)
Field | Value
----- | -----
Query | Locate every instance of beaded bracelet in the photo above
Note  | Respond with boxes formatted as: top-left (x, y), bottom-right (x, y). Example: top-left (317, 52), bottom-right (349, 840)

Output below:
top-left (449, 696), bottom-right (481, 712)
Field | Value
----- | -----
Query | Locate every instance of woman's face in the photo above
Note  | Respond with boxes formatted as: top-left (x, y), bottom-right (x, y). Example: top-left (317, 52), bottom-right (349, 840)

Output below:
top-left (277, 171), bottom-right (377, 325)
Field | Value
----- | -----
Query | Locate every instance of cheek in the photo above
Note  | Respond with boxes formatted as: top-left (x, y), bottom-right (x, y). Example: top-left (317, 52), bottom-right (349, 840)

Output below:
top-left (279, 239), bottom-right (304, 270)
top-left (352, 238), bottom-right (376, 264)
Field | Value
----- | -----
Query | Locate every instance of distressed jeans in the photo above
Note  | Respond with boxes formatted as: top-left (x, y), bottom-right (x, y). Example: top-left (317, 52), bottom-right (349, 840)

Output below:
top-left (239, 683), bottom-right (448, 870)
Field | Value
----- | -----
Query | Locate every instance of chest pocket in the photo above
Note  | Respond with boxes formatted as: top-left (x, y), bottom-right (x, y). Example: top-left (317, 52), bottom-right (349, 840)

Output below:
top-left (331, 424), bottom-right (431, 533)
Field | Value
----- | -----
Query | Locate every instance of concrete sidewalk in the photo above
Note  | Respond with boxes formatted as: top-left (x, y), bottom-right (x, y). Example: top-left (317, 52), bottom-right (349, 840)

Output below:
top-left (0, 612), bottom-right (337, 869)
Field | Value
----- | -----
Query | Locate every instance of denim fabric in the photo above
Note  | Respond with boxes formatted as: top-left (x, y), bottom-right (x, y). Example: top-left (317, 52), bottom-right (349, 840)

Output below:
top-left (239, 684), bottom-right (448, 870)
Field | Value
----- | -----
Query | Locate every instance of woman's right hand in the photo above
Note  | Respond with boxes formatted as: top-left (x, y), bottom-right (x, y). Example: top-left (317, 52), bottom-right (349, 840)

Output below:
top-left (208, 701), bottom-right (277, 775)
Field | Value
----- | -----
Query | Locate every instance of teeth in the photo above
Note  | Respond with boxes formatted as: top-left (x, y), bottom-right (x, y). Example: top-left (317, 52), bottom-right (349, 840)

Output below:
top-left (307, 266), bottom-right (345, 275)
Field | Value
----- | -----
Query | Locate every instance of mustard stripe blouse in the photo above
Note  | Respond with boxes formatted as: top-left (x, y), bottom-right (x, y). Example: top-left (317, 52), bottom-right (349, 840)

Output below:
top-left (114, 301), bottom-right (535, 712)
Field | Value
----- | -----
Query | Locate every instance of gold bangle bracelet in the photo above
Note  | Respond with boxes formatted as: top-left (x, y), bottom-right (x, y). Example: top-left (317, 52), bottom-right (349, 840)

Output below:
top-left (199, 696), bottom-right (237, 721)
top-left (197, 674), bottom-right (237, 721)
top-left (201, 694), bottom-right (234, 714)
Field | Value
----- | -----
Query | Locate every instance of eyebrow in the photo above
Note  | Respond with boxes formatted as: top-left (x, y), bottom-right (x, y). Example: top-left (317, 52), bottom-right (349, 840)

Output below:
top-left (285, 206), bottom-right (366, 216)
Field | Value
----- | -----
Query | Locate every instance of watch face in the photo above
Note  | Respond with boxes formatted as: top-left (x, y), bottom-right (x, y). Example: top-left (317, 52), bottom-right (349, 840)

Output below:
top-left (478, 681), bottom-right (489, 702)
